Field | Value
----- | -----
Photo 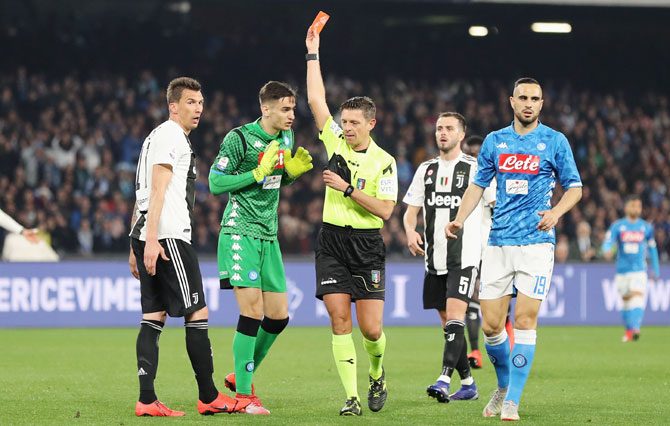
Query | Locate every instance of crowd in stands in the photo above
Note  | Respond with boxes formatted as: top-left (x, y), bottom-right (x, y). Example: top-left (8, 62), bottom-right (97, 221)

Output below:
top-left (1, 68), bottom-right (669, 262)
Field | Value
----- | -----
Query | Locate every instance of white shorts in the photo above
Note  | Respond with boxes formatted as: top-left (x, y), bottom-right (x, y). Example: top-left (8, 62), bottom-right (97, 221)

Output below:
top-left (615, 271), bottom-right (647, 298)
top-left (479, 243), bottom-right (555, 301)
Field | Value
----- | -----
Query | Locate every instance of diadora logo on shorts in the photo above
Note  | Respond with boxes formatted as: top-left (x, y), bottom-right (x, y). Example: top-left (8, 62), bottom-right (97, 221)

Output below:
top-left (321, 278), bottom-right (337, 285)
top-left (426, 192), bottom-right (462, 208)
top-left (499, 154), bottom-right (540, 174)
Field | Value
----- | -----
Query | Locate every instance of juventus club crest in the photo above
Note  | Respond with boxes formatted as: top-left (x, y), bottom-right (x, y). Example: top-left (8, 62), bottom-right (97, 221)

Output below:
top-left (455, 172), bottom-right (465, 188)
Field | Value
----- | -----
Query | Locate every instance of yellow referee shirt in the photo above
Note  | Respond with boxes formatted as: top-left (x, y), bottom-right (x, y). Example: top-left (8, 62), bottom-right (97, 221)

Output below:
top-left (320, 116), bottom-right (398, 229)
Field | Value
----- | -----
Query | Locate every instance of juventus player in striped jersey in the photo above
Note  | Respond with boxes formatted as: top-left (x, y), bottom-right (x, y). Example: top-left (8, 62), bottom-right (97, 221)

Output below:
top-left (129, 77), bottom-right (246, 417)
top-left (403, 112), bottom-right (492, 403)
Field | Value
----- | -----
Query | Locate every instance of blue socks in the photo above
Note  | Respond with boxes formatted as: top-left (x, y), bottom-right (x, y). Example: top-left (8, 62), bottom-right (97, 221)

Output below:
top-left (630, 308), bottom-right (644, 330)
top-left (622, 309), bottom-right (632, 330)
top-left (624, 296), bottom-right (645, 331)
top-left (484, 329), bottom-right (511, 389)
top-left (506, 329), bottom-right (536, 405)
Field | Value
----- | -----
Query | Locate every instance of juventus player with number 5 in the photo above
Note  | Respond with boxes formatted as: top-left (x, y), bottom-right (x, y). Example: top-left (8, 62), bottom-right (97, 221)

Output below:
top-left (446, 78), bottom-right (582, 421)
top-left (403, 112), bottom-right (492, 404)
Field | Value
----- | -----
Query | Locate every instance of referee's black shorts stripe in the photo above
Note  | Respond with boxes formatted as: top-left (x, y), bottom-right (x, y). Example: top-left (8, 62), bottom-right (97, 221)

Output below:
top-left (166, 239), bottom-right (191, 308)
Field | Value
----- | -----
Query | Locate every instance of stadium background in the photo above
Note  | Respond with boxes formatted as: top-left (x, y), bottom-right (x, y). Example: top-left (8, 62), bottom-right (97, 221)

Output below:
top-left (2, 2), bottom-right (670, 425)
top-left (1, 0), bottom-right (669, 324)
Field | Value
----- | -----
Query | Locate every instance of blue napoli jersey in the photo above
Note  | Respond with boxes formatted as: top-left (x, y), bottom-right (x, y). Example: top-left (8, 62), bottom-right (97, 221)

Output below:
top-left (602, 218), bottom-right (660, 276)
top-left (473, 123), bottom-right (582, 246)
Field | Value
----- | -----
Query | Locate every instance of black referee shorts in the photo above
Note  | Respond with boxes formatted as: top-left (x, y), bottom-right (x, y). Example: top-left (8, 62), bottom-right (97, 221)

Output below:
top-left (423, 266), bottom-right (478, 310)
top-left (315, 223), bottom-right (386, 302)
top-left (131, 237), bottom-right (207, 317)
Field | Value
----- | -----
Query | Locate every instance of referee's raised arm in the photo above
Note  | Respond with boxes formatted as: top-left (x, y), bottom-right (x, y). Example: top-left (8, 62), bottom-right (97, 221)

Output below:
top-left (306, 28), bottom-right (331, 132)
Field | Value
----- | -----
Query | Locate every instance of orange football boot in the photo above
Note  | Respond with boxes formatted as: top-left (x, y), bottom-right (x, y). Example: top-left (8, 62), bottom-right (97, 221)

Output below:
top-left (135, 400), bottom-right (185, 417)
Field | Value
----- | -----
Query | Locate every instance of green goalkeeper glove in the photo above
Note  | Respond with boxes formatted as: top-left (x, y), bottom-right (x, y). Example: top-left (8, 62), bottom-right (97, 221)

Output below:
top-left (284, 146), bottom-right (314, 179)
top-left (252, 140), bottom-right (279, 183)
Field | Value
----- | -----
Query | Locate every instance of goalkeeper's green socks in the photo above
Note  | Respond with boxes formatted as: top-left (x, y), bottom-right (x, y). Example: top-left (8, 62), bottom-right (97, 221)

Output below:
top-left (233, 315), bottom-right (261, 396)
top-left (332, 333), bottom-right (358, 399)
top-left (253, 316), bottom-right (289, 369)
top-left (363, 331), bottom-right (386, 380)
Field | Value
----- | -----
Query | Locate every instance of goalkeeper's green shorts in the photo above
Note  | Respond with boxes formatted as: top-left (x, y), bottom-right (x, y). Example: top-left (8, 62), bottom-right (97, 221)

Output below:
top-left (217, 232), bottom-right (286, 293)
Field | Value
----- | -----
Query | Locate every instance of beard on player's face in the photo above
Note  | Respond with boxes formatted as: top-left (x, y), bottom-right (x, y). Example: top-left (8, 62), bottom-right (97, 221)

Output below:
top-left (437, 138), bottom-right (459, 153)
top-left (515, 109), bottom-right (539, 125)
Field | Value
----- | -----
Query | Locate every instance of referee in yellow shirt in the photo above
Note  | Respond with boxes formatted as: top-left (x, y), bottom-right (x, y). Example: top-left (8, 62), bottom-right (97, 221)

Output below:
top-left (306, 28), bottom-right (397, 416)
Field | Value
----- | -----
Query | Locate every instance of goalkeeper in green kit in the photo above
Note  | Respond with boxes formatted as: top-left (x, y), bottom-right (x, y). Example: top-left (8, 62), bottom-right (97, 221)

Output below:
top-left (208, 81), bottom-right (313, 415)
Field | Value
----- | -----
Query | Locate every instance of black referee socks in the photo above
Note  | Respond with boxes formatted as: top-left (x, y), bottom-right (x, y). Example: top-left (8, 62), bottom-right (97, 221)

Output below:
top-left (136, 319), bottom-right (164, 404)
top-left (185, 319), bottom-right (218, 404)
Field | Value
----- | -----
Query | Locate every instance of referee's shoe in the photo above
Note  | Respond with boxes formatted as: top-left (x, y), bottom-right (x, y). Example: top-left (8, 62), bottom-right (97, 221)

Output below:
top-left (368, 368), bottom-right (387, 412)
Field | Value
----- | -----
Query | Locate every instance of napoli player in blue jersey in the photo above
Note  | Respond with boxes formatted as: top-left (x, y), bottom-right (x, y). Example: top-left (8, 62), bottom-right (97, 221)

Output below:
top-left (446, 78), bottom-right (582, 421)
top-left (602, 195), bottom-right (659, 342)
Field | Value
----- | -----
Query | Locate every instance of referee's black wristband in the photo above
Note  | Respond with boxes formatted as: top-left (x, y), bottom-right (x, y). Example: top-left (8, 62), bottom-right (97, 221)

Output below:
top-left (343, 185), bottom-right (354, 197)
top-left (305, 53), bottom-right (319, 61)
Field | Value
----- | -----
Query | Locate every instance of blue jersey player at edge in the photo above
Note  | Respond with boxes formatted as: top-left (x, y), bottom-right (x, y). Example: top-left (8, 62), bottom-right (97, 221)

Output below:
top-left (602, 195), bottom-right (659, 342)
top-left (446, 78), bottom-right (583, 421)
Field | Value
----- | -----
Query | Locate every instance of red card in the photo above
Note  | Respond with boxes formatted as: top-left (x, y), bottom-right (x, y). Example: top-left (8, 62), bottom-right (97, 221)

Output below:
top-left (310, 11), bottom-right (330, 35)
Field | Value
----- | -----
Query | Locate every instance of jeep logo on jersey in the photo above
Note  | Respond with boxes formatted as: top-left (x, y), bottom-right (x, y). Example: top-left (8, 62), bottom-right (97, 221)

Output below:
top-left (426, 192), bottom-right (462, 208)
top-left (499, 154), bottom-right (540, 174)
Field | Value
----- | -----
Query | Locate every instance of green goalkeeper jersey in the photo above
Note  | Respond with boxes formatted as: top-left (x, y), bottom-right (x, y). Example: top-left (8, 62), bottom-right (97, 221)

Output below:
top-left (209, 118), bottom-right (294, 240)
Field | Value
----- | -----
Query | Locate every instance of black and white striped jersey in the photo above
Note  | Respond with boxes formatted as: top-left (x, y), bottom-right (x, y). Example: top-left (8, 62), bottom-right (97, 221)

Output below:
top-left (403, 153), bottom-right (489, 275)
top-left (130, 120), bottom-right (196, 243)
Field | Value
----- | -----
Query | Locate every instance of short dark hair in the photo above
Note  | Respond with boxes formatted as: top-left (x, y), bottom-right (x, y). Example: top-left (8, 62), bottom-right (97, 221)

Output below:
top-left (438, 112), bottom-right (467, 132)
top-left (259, 81), bottom-right (296, 105)
top-left (625, 194), bottom-right (642, 204)
top-left (514, 77), bottom-right (541, 91)
top-left (166, 77), bottom-right (202, 105)
top-left (463, 135), bottom-right (483, 147)
top-left (340, 96), bottom-right (376, 121)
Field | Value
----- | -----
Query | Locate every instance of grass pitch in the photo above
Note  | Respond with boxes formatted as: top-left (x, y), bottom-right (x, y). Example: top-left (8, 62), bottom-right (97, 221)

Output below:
top-left (2, 326), bottom-right (669, 425)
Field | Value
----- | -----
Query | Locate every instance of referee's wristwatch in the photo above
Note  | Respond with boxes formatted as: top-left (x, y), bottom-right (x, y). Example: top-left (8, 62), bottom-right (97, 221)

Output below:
top-left (343, 185), bottom-right (354, 197)
top-left (305, 53), bottom-right (319, 61)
